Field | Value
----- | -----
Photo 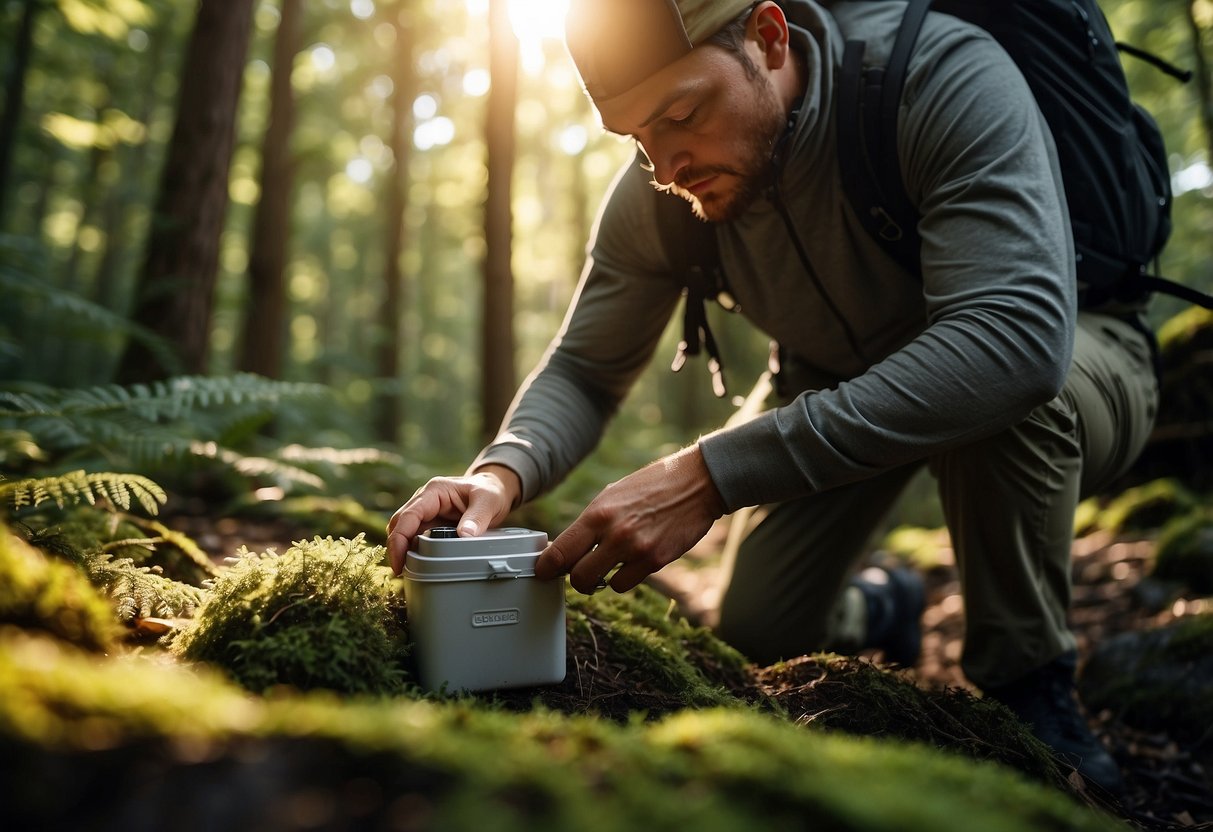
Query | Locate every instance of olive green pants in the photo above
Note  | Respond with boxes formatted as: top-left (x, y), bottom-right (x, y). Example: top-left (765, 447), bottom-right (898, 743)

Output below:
top-left (715, 312), bottom-right (1158, 689)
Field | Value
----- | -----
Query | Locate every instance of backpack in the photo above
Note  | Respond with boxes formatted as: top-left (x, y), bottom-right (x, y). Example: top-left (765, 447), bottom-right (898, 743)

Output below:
top-left (665, 0), bottom-right (1213, 395)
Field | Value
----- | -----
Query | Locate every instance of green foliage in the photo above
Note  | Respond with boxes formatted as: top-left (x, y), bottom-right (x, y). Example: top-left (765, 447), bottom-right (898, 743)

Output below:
top-left (0, 249), bottom-right (180, 380)
top-left (1152, 510), bottom-right (1213, 593)
top-left (226, 493), bottom-right (391, 542)
top-left (879, 525), bottom-right (951, 569)
top-left (0, 373), bottom-right (329, 452)
top-left (0, 469), bottom-right (166, 515)
top-left (172, 534), bottom-right (410, 695)
top-left (87, 552), bottom-right (208, 624)
top-left (0, 522), bottom-right (120, 652)
top-left (0, 632), bottom-right (1122, 832)
top-left (1157, 305), bottom-right (1213, 356)
top-left (0, 429), bottom-right (47, 472)
top-left (25, 508), bottom-right (209, 625)
top-left (0, 375), bottom-right (340, 500)
top-left (1095, 478), bottom-right (1196, 534)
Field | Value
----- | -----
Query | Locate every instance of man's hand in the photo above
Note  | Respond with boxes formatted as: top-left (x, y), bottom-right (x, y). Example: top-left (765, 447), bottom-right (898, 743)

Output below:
top-left (535, 444), bottom-right (727, 594)
top-left (386, 464), bottom-right (521, 575)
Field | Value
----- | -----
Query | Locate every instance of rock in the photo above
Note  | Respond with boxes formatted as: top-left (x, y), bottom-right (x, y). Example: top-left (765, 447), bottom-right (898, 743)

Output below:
top-left (1078, 615), bottom-right (1213, 749)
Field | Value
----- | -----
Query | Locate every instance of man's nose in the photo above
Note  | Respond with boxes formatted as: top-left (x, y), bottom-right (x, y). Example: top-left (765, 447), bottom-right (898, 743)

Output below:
top-left (640, 139), bottom-right (690, 186)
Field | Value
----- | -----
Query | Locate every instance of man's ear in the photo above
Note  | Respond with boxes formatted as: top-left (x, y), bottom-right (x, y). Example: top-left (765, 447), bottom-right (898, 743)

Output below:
top-left (749, 1), bottom-right (791, 70)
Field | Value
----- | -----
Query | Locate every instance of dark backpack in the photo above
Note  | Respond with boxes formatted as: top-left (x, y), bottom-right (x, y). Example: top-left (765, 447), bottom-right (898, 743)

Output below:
top-left (665, 0), bottom-right (1213, 395)
top-left (839, 0), bottom-right (1209, 308)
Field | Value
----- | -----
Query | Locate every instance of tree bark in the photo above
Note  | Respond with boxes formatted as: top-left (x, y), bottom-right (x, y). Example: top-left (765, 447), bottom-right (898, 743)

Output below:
top-left (237, 0), bottom-right (302, 380)
top-left (375, 7), bottom-right (416, 443)
top-left (116, 0), bottom-right (256, 383)
top-left (480, 0), bottom-right (519, 441)
top-left (0, 0), bottom-right (40, 225)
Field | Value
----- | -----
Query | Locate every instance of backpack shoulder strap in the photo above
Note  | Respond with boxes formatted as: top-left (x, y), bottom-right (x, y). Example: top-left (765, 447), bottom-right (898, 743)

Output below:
top-left (837, 0), bottom-right (931, 277)
top-left (650, 165), bottom-right (729, 396)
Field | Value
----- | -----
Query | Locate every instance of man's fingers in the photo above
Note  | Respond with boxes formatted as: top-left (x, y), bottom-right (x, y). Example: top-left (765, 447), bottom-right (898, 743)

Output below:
top-left (568, 543), bottom-right (626, 595)
top-left (457, 488), bottom-right (503, 538)
top-left (386, 512), bottom-right (421, 575)
top-left (385, 484), bottom-right (466, 575)
top-left (607, 561), bottom-right (650, 593)
top-left (535, 520), bottom-right (598, 582)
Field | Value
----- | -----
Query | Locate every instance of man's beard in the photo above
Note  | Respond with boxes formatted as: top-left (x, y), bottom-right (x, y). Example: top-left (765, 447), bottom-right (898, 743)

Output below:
top-left (655, 76), bottom-right (788, 222)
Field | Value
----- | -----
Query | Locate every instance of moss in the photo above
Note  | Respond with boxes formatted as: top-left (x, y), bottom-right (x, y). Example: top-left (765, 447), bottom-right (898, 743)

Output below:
top-left (172, 534), bottom-right (410, 695)
top-left (1079, 614), bottom-right (1213, 744)
top-left (566, 584), bottom-right (751, 706)
top-left (0, 634), bottom-right (1122, 832)
top-left (757, 656), bottom-right (1067, 789)
top-left (879, 526), bottom-right (952, 570)
top-left (475, 583), bottom-right (755, 719)
top-left (1096, 478), bottom-right (1195, 535)
top-left (1151, 510), bottom-right (1213, 593)
top-left (1156, 305), bottom-right (1213, 356)
top-left (1073, 498), bottom-right (1102, 537)
top-left (0, 523), bottom-right (120, 652)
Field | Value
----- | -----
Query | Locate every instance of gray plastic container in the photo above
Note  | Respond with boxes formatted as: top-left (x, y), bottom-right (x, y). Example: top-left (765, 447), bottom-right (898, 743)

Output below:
top-left (403, 527), bottom-right (566, 692)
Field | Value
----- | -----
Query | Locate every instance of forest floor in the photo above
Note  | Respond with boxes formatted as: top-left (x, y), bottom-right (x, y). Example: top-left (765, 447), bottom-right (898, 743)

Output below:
top-left (181, 514), bottom-right (1212, 831)
top-left (650, 522), bottom-right (1213, 831)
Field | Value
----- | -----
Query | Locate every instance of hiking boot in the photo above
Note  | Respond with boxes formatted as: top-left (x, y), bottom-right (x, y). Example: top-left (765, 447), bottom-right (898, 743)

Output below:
top-left (852, 564), bottom-right (924, 667)
top-left (984, 650), bottom-right (1124, 796)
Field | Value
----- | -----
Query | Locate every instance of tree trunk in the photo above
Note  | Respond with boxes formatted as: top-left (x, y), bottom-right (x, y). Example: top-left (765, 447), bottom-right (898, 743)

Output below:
top-left (237, 0), bottom-right (302, 380)
top-left (480, 0), bottom-right (519, 441)
top-left (116, 0), bottom-right (256, 383)
top-left (374, 7), bottom-right (416, 443)
top-left (1186, 0), bottom-right (1213, 170)
top-left (0, 0), bottom-right (40, 225)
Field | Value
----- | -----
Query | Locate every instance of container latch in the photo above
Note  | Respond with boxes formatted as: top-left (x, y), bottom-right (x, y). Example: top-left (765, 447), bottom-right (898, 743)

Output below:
top-left (487, 559), bottom-right (523, 579)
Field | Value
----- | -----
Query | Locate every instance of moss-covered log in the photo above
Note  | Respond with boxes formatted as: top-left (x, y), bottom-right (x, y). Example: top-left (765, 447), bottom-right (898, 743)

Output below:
top-left (0, 632), bottom-right (1124, 832)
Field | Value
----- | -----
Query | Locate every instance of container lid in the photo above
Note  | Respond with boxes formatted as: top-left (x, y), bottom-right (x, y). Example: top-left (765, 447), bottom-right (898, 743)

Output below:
top-left (404, 527), bottom-right (549, 582)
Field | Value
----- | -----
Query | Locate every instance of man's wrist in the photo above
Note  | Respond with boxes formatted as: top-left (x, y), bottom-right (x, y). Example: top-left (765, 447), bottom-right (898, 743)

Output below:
top-left (470, 463), bottom-right (523, 510)
top-left (685, 444), bottom-right (728, 519)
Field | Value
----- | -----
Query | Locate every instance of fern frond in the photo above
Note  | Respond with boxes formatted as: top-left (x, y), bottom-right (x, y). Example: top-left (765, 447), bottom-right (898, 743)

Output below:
top-left (276, 444), bottom-right (405, 467)
top-left (0, 429), bottom-right (47, 468)
top-left (0, 470), bottom-right (167, 515)
top-left (0, 267), bottom-right (181, 373)
top-left (0, 376), bottom-right (332, 464)
top-left (88, 553), bottom-right (208, 622)
top-left (189, 442), bottom-right (324, 490)
top-left (0, 374), bottom-right (330, 424)
top-left (125, 517), bottom-right (221, 579)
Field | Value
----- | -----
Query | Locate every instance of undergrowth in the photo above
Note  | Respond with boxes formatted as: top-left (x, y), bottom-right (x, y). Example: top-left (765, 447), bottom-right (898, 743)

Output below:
top-left (172, 534), bottom-right (410, 695)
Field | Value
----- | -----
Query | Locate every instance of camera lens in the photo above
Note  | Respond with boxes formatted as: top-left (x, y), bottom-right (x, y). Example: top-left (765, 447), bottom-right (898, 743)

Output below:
top-left (429, 526), bottom-right (459, 539)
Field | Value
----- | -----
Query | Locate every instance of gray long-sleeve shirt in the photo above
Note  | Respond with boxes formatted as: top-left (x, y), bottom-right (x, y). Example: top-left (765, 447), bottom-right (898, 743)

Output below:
top-left (473, 0), bottom-right (1075, 513)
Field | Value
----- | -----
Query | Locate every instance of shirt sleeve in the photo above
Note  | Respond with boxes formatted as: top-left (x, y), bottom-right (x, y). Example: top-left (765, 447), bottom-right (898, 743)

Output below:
top-left (472, 159), bottom-right (686, 503)
top-left (699, 27), bottom-right (1077, 511)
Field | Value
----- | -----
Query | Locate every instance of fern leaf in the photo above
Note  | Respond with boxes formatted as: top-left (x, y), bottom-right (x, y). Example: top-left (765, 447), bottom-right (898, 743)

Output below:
top-left (0, 471), bottom-right (167, 515)
top-left (188, 442), bottom-right (325, 490)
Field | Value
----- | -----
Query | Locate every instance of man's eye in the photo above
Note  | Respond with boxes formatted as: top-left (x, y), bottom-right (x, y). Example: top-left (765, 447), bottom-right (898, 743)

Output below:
top-left (669, 109), bottom-right (698, 128)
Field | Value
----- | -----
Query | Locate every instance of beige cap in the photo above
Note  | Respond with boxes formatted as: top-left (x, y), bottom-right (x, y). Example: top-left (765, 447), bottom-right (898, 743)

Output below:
top-left (565, 0), bottom-right (755, 103)
top-left (678, 0), bottom-right (756, 44)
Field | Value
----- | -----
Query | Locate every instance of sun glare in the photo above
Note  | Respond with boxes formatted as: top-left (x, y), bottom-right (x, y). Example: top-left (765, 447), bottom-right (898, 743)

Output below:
top-left (506, 0), bottom-right (570, 43)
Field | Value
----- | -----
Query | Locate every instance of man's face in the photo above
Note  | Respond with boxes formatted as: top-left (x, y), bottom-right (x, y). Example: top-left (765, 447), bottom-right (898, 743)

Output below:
top-left (597, 44), bottom-right (788, 222)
